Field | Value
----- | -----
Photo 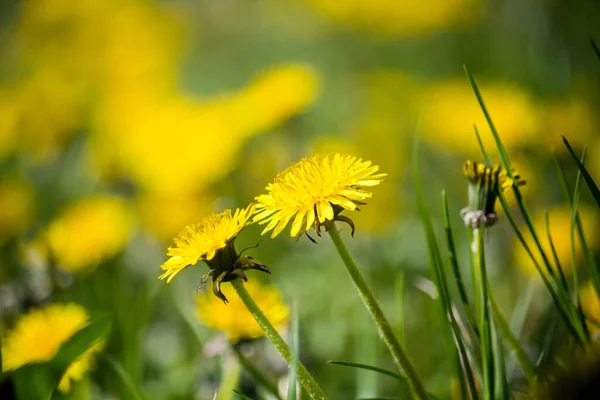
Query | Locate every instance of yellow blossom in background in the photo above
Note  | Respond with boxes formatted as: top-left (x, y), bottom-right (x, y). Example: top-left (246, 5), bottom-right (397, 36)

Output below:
top-left (138, 191), bottom-right (213, 242)
top-left (0, 178), bottom-right (36, 244)
top-left (234, 64), bottom-right (320, 135)
top-left (46, 196), bottom-right (134, 273)
top-left (196, 280), bottom-right (289, 341)
top-left (2, 303), bottom-right (89, 371)
top-left (254, 153), bottom-right (386, 238)
top-left (513, 205), bottom-right (598, 278)
top-left (580, 282), bottom-right (600, 335)
top-left (539, 97), bottom-right (598, 150)
top-left (159, 205), bottom-right (255, 283)
top-left (419, 79), bottom-right (540, 155)
top-left (91, 63), bottom-right (320, 197)
top-left (299, 0), bottom-right (482, 37)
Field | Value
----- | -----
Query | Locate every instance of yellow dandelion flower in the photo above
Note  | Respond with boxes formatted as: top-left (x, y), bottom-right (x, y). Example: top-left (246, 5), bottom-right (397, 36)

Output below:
top-left (0, 177), bottom-right (36, 244)
top-left (196, 280), bottom-right (289, 341)
top-left (2, 303), bottom-right (88, 371)
top-left (254, 153), bottom-right (386, 239)
top-left (160, 205), bottom-right (270, 303)
top-left (461, 160), bottom-right (525, 227)
top-left (46, 195), bottom-right (134, 273)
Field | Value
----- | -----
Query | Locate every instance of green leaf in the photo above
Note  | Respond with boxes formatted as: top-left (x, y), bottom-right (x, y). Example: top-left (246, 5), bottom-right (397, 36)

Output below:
top-left (327, 361), bottom-right (407, 382)
top-left (12, 313), bottom-right (113, 400)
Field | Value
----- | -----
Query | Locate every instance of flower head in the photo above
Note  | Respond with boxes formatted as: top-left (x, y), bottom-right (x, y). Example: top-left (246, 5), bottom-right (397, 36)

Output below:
top-left (461, 160), bottom-right (525, 227)
top-left (254, 153), bottom-right (386, 239)
top-left (1, 303), bottom-right (103, 393)
top-left (196, 280), bottom-right (289, 341)
top-left (2, 303), bottom-right (89, 371)
top-left (45, 195), bottom-right (133, 273)
top-left (159, 205), bottom-right (270, 303)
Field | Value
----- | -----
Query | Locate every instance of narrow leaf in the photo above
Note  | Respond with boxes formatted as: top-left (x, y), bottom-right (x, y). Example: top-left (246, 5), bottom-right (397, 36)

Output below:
top-left (327, 361), bottom-right (407, 382)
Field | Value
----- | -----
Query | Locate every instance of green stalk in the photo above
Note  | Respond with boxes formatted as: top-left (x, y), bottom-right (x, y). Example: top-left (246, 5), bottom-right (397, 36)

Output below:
top-left (328, 224), bottom-right (429, 400)
top-left (230, 279), bottom-right (327, 400)
top-left (471, 228), bottom-right (494, 400)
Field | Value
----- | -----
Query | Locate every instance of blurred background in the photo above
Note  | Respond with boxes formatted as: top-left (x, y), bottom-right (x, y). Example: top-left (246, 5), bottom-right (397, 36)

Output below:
top-left (1, 0), bottom-right (600, 398)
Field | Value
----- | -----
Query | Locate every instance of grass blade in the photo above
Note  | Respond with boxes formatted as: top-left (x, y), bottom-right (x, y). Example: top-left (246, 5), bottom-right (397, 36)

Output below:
top-left (288, 302), bottom-right (299, 400)
top-left (101, 354), bottom-right (148, 400)
top-left (233, 389), bottom-right (255, 400)
top-left (232, 346), bottom-right (283, 400)
top-left (562, 136), bottom-right (600, 209)
top-left (590, 36), bottom-right (600, 64)
top-left (327, 361), bottom-right (406, 382)
top-left (465, 66), bottom-right (586, 343)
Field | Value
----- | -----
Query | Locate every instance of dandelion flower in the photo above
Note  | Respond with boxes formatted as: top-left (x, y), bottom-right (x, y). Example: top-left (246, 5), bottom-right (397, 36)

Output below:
top-left (46, 195), bottom-right (133, 273)
top-left (254, 153), bottom-right (386, 239)
top-left (196, 280), bottom-right (289, 341)
top-left (1, 303), bottom-right (102, 393)
top-left (461, 160), bottom-right (525, 227)
top-left (159, 205), bottom-right (270, 303)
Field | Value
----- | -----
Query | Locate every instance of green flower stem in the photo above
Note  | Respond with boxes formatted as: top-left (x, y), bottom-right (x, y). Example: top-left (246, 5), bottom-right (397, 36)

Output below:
top-left (231, 279), bottom-right (328, 400)
top-left (328, 224), bottom-right (429, 400)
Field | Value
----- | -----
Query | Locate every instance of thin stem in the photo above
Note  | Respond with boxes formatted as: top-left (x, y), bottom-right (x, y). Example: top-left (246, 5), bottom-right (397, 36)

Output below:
top-left (230, 279), bottom-right (327, 400)
top-left (328, 224), bottom-right (429, 400)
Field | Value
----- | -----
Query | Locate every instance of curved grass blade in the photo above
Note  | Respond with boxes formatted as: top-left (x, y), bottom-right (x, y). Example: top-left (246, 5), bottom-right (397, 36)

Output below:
top-left (590, 36), bottom-right (600, 64)
top-left (101, 353), bottom-right (148, 400)
top-left (327, 361), bottom-right (407, 382)
top-left (232, 346), bottom-right (283, 400)
top-left (562, 136), bottom-right (600, 209)
top-left (233, 390), bottom-right (255, 400)
top-left (413, 126), bottom-right (474, 399)
top-left (466, 66), bottom-right (587, 343)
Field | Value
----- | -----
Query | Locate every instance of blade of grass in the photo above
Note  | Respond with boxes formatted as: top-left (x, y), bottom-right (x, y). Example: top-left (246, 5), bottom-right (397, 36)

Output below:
top-left (590, 36), bottom-right (600, 64)
top-left (488, 292), bottom-right (534, 382)
top-left (466, 66), bottom-right (587, 343)
top-left (395, 273), bottom-right (406, 346)
top-left (562, 136), bottom-right (600, 209)
top-left (232, 347), bottom-right (283, 400)
top-left (101, 354), bottom-right (148, 400)
top-left (553, 149), bottom-right (600, 316)
top-left (233, 390), bottom-right (255, 400)
top-left (288, 302), bottom-right (299, 400)
top-left (327, 361), bottom-right (407, 382)
top-left (544, 211), bottom-right (569, 292)
top-left (413, 126), bottom-right (475, 399)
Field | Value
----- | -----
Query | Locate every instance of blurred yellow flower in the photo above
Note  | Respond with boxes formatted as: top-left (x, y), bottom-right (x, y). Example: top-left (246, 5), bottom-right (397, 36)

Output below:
top-left (196, 280), bottom-right (289, 341)
top-left (254, 153), bottom-right (386, 238)
top-left (419, 79), bottom-right (540, 155)
top-left (138, 191), bottom-right (213, 242)
top-left (234, 64), bottom-right (320, 135)
top-left (0, 178), bottom-right (35, 243)
top-left (514, 205), bottom-right (598, 278)
top-left (159, 205), bottom-right (255, 284)
top-left (58, 342), bottom-right (104, 393)
top-left (1, 303), bottom-right (103, 393)
top-left (539, 97), bottom-right (598, 150)
top-left (300, 0), bottom-right (482, 37)
top-left (46, 196), bottom-right (134, 273)
top-left (2, 303), bottom-right (88, 371)
top-left (580, 282), bottom-right (600, 335)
